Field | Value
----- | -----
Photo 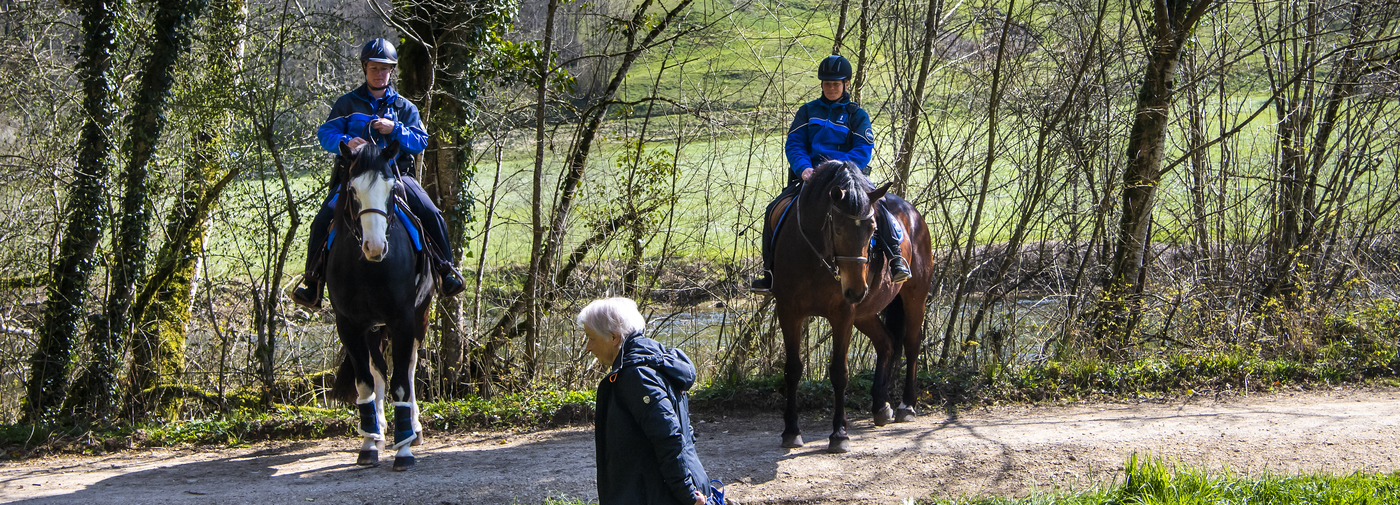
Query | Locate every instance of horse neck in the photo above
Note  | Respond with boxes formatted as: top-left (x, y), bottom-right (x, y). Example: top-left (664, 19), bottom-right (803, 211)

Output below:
top-left (797, 186), bottom-right (831, 235)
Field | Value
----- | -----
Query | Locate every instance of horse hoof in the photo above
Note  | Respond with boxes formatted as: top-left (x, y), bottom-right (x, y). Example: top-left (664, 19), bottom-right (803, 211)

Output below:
top-left (827, 435), bottom-right (850, 454)
top-left (411, 431), bottom-right (423, 447)
top-left (781, 434), bottom-right (804, 448)
top-left (357, 450), bottom-right (378, 466)
top-left (392, 456), bottom-right (415, 472)
top-left (874, 403), bottom-right (894, 427)
top-left (895, 408), bottom-right (918, 423)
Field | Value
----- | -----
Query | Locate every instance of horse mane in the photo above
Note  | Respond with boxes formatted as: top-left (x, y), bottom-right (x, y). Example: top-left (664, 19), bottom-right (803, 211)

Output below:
top-left (808, 160), bottom-right (873, 216)
top-left (347, 141), bottom-right (392, 179)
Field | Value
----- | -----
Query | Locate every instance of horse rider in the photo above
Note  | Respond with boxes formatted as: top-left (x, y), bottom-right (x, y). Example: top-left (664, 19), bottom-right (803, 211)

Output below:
top-left (750, 54), bottom-right (911, 292)
top-left (292, 37), bottom-right (466, 308)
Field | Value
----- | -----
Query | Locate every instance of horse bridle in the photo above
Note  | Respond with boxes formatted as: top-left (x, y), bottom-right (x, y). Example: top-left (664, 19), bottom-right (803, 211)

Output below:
top-left (340, 152), bottom-right (401, 244)
top-left (793, 184), bottom-right (875, 282)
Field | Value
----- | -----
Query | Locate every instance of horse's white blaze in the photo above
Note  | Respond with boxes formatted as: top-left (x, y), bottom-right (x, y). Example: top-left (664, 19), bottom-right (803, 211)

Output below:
top-left (351, 170), bottom-right (393, 261)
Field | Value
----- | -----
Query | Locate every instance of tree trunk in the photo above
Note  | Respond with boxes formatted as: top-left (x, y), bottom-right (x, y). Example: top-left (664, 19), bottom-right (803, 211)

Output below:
top-left (66, 0), bottom-right (207, 419)
top-left (496, 0), bottom-right (695, 385)
top-left (890, 0), bottom-right (941, 196)
top-left (832, 0), bottom-right (850, 54)
top-left (25, 0), bottom-right (118, 423)
top-left (1093, 0), bottom-right (1214, 350)
top-left (937, 0), bottom-right (1014, 366)
top-left (523, 0), bottom-right (561, 386)
top-left (129, 0), bottom-right (243, 414)
top-left (849, 0), bottom-right (871, 102)
top-left (1259, 1), bottom-right (1381, 307)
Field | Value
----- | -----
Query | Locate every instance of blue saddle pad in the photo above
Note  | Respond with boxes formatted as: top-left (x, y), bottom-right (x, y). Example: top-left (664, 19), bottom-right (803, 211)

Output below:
top-left (327, 193), bottom-right (423, 252)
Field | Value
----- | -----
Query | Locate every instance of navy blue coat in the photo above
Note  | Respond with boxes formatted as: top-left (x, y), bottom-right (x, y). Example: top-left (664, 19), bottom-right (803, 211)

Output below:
top-left (785, 92), bottom-right (874, 182)
top-left (316, 83), bottom-right (429, 181)
top-left (596, 336), bottom-right (710, 505)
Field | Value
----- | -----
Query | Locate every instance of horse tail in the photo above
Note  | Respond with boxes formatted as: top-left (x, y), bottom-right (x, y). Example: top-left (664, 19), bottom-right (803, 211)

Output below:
top-left (330, 353), bottom-right (359, 403)
top-left (882, 293), bottom-right (906, 357)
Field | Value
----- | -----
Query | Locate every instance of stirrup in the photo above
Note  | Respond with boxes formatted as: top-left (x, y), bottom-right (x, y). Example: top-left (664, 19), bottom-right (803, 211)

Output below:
top-left (889, 256), bottom-right (911, 283)
top-left (749, 275), bottom-right (772, 293)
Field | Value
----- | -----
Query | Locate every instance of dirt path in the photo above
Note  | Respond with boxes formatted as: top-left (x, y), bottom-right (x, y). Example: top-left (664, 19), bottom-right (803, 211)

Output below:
top-left (3, 387), bottom-right (1397, 504)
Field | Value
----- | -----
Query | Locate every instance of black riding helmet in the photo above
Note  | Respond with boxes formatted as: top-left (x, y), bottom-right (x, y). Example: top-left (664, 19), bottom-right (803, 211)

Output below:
top-left (360, 38), bottom-right (398, 65)
top-left (817, 54), bottom-right (852, 81)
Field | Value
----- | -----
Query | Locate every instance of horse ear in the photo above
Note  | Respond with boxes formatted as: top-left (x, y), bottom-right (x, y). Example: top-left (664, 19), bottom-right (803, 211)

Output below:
top-left (381, 141), bottom-right (400, 163)
top-left (338, 141), bottom-right (355, 159)
top-left (868, 182), bottom-right (891, 202)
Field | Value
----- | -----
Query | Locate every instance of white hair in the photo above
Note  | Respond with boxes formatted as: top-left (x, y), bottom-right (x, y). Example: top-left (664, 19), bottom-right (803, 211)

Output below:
top-left (576, 297), bottom-right (646, 338)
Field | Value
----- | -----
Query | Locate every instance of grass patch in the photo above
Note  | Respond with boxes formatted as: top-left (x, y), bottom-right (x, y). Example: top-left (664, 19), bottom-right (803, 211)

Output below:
top-left (923, 454), bottom-right (1400, 504)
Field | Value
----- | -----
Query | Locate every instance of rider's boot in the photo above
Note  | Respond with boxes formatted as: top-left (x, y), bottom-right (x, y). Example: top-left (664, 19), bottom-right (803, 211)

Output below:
top-left (750, 215), bottom-right (775, 292)
top-left (293, 201), bottom-right (335, 309)
top-left (879, 202), bottom-right (912, 283)
top-left (750, 245), bottom-right (773, 292)
top-left (436, 259), bottom-right (466, 298)
top-left (888, 251), bottom-right (911, 283)
top-left (292, 247), bottom-right (326, 308)
top-left (292, 268), bottom-right (324, 308)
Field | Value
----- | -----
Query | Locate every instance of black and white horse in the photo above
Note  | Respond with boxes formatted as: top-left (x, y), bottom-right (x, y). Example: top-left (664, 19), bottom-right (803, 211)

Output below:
top-left (326, 140), bottom-right (433, 471)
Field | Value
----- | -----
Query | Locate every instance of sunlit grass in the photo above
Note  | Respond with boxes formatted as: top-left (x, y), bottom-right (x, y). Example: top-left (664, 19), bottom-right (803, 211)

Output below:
top-left (924, 454), bottom-right (1400, 504)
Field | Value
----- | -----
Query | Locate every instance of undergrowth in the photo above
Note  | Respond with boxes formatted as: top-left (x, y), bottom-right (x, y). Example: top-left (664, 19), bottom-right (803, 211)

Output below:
top-left (0, 389), bottom-right (596, 459)
top-left (3, 301), bottom-right (1396, 459)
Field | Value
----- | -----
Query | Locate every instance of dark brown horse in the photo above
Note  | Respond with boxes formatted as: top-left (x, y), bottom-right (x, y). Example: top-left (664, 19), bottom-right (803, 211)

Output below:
top-left (770, 160), bottom-right (932, 453)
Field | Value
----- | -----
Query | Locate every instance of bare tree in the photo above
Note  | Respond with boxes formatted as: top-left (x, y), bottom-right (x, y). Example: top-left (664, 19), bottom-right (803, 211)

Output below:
top-left (1092, 0), bottom-right (1215, 351)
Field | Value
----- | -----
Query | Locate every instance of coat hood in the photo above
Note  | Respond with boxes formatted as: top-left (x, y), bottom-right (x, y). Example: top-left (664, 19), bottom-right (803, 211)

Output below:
top-left (615, 335), bottom-right (697, 392)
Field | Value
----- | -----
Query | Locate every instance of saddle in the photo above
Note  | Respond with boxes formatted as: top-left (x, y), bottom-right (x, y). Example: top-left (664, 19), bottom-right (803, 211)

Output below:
top-left (765, 188), bottom-right (902, 252)
top-left (766, 193), bottom-right (797, 242)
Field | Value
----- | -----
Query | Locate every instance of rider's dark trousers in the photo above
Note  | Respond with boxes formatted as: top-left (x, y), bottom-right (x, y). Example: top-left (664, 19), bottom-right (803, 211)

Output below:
top-left (759, 181), bottom-right (904, 275)
top-left (303, 176), bottom-right (454, 280)
top-left (759, 182), bottom-right (803, 274)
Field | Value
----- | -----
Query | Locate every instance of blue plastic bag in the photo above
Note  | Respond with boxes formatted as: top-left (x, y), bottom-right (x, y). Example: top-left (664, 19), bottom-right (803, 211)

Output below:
top-left (709, 479), bottom-right (725, 505)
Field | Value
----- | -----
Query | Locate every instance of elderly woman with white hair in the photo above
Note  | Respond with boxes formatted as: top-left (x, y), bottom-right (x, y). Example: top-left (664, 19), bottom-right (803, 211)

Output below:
top-left (578, 297), bottom-right (716, 505)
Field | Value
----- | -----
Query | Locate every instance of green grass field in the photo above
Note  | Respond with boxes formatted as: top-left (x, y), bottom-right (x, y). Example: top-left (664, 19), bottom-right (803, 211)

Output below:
top-left (924, 454), bottom-right (1400, 505)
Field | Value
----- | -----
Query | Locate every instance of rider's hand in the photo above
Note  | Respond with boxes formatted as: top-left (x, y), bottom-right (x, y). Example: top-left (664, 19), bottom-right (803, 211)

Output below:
top-left (347, 137), bottom-right (368, 152)
top-left (801, 167), bottom-right (814, 181)
top-left (692, 491), bottom-right (707, 505)
top-left (371, 118), bottom-right (396, 135)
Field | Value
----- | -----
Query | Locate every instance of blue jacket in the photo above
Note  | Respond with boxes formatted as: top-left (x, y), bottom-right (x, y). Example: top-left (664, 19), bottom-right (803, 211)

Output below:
top-left (785, 92), bottom-right (874, 181)
top-left (596, 336), bottom-right (710, 505)
top-left (317, 83), bottom-right (429, 178)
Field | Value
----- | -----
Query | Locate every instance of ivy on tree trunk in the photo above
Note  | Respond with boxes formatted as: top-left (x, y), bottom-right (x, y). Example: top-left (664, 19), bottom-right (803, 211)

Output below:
top-left (24, 0), bottom-right (118, 424)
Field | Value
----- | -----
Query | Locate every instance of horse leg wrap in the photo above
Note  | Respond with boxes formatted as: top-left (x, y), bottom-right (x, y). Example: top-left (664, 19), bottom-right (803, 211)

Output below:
top-left (356, 400), bottom-right (382, 440)
top-left (391, 403), bottom-right (417, 450)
